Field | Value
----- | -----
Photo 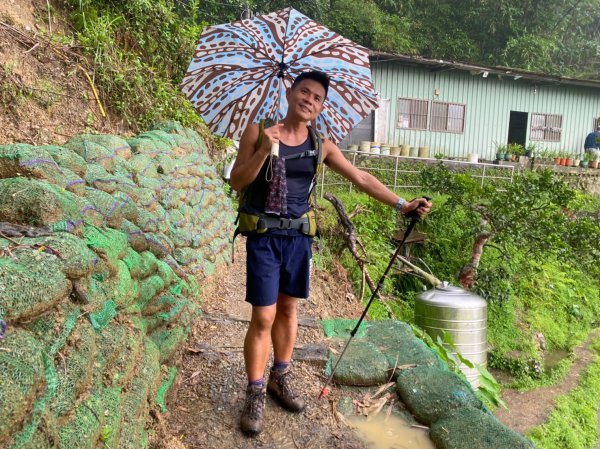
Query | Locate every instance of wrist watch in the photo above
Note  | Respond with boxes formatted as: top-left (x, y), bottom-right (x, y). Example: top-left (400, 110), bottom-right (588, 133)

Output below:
top-left (395, 197), bottom-right (406, 212)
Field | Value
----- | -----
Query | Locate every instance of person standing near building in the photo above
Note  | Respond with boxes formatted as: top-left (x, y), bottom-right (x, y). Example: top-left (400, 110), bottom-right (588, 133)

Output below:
top-left (229, 70), bottom-right (431, 435)
top-left (584, 121), bottom-right (600, 157)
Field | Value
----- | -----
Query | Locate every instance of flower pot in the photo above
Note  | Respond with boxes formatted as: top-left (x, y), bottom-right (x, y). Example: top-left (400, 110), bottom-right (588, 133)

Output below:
top-left (559, 157), bottom-right (566, 166)
top-left (555, 157), bottom-right (561, 165)
top-left (572, 159), bottom-right (580, 167)
top-left (565, 158), bottom-right (572, 166)
top-left (504, 153), bottom-right (512, 161)
top-left (590, 160), bottom-right (598, 168)
top-left (580, 160), bottom-right (589, 168)
top-left (496, 153), bottom-right (505, 161)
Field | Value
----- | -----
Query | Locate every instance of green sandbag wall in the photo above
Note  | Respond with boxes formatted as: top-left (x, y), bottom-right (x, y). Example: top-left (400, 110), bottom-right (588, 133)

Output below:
top-left (0, 123), bottom-right (235, 449)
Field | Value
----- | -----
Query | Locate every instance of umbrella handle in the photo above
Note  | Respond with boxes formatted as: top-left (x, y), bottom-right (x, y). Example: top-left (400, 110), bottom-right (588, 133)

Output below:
top-left (271, 142), bottom-right (279, 157)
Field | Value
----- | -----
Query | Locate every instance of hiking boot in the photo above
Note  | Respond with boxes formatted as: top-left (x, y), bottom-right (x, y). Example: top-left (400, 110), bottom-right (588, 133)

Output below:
top-left (240, 384), bottom-right (266, 435)
top-left (267, 366), bottom-right (305, 412)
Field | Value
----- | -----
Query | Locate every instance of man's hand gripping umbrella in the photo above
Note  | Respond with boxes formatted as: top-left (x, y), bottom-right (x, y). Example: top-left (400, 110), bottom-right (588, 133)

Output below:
top-left (318, 197), bottom-right (431, 399)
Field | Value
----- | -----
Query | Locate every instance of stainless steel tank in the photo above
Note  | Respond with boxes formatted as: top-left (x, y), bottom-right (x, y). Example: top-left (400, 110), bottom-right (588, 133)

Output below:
top-left (415, 282), bottom-right (487, 388)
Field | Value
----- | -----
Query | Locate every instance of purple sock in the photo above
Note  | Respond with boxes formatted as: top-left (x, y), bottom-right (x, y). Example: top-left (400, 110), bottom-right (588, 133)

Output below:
top-left (248, 378), bottom-right (264, 387)
top-left (272, 360), bottom-right (290, 371)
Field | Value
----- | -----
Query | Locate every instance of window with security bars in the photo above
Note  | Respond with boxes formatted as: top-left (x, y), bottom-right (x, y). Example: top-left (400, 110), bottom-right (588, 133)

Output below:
top-left (530, 113), bottom-right (562, 141)
top-left (397, 98), bottom-right (428, 130)
top-left (431, 101), bottom-right (465, 133)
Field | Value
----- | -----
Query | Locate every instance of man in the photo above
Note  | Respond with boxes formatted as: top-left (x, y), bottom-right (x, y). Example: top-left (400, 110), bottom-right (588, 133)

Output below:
top-left (229, 71), bottom-right (431, 435)
top-left (584, 122), bottom-right (600, 158)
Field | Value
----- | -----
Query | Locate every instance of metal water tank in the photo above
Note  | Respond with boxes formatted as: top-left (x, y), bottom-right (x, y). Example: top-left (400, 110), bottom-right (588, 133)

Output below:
top-left (415, 282), bottom-right (487, 388)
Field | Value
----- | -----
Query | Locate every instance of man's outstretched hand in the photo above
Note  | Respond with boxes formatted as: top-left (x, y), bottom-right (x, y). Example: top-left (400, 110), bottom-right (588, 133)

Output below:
top-left (400, 197), bottom-right (432, 219)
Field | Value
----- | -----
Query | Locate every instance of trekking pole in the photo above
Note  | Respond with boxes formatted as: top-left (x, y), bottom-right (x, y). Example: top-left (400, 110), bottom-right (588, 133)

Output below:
top-left (318, 197), bottom-right (430, 399)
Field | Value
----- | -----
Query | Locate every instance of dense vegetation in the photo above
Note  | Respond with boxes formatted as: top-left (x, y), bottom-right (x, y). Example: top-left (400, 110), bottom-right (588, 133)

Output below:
top-left (319, 166), bottom-right (600, 385)
top-left (58, 0), bottom-right (599, 136)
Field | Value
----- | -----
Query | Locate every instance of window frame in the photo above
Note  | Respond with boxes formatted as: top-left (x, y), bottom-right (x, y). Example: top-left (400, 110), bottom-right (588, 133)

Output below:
top-left (430, 101), bottom-right (466, 134)
top-left (396, 97), bottom-right (429, 131)
top-left (530, 113), bottom-right (563, 142)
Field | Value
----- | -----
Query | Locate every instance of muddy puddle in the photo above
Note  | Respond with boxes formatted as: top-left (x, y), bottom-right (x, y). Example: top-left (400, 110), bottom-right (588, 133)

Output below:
top-left (348, 414), bottom-right (435, 449)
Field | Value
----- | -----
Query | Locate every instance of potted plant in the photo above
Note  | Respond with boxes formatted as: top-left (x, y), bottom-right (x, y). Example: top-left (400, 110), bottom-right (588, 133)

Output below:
top-left (507, 143), bottom-right (524, 161)
top-left (590, 154), bottom-right (599, 169)
top-left (584, 152), bottom-right (596, 168)
top-left (495, 143), bottom-right (507, 161)
top-left (565, 152), bottom-right (573, 167)
top-left (525, 142), bottom-right (537, 158)
top-left (572, 153), bottom-right (581, 168)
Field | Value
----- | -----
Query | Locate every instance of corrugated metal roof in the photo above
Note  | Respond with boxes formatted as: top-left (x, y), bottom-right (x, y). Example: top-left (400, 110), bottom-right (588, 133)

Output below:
top-left (370, 51), bottom-right (600, 89)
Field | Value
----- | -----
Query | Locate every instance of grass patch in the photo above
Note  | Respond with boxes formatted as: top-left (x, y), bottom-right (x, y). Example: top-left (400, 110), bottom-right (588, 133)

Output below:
top-left (528, 334), bottom-right (600, 449)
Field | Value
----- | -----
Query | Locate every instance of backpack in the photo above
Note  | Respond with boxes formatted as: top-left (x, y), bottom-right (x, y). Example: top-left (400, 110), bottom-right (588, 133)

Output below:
top-left (232, 119), bottom-right (324, 245)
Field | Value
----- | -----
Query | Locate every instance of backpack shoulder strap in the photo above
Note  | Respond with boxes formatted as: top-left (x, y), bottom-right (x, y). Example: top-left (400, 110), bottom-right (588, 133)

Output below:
top-left (307, 125), bottom-right (324, 175)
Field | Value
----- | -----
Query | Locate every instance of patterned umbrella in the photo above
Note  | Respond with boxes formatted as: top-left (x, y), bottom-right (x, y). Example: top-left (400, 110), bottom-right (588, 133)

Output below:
top-left (181, 7), bottom-right (378, 143)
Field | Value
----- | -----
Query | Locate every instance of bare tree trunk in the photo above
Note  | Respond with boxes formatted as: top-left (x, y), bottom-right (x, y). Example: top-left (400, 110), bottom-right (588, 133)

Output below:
top-left (459, 219), bottom-right (491, 289)
top-left (324, 193), bottom-right (377, 295)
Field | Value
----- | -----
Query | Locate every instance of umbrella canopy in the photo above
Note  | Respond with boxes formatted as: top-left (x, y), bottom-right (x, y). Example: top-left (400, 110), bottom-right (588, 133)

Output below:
top-left (181, 7), bottom-right (378, 143)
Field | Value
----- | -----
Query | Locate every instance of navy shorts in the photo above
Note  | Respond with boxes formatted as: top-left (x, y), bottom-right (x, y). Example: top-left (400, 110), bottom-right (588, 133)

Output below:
top-left (246, 234), bottom-right (312, 307)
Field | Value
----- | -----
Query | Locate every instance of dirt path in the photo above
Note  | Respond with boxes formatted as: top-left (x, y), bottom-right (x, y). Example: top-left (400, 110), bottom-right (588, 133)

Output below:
top-left (156, 241), bottom-right (600, 448)
top-left (494, 330), bottom-right (600, 435)
top-left (158, 243), bottom-right (372, 448)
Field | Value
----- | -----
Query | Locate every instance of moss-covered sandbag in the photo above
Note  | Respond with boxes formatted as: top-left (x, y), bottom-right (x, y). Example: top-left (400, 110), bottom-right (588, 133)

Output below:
top-left (0, 178), bottom-right (83, 227)
top-left (327, 340), bottom-right (389, 386)
top-left (0, 256), bottom-right (71, 322)
top-left (396, 365), bottom-right (484, 425)
top-left (0, 329), bottom-right (46, 448)
top-left (430, 406), bottom-right (536, 449)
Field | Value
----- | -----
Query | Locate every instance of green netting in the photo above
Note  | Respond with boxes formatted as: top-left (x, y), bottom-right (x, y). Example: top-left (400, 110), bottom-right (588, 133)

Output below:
top-left (39, 145), bottom-right (88, 177)
top-left (150, 325), bottom-right (187, 363)
top-left (0, 145), bottom-right (62, 179)
top-left (9, 308), bottom-right (79, 449)
top-left (138, 130), bottom-right (177, 149)
top-left (126, 136), bottom-right (165, 157)
top-left (99, 386), bottom-right (124, 448)
top-left (64, 139), bottom-right (116, 171)
top-left (429, 406), bottom-right (536, 449)
top-left (139, 251), bottom-right (158, 278)
top-left (118, 339), bottom-right (160, 449)
top-left (84, 188), bottom-right (124, 228)
top-left (0, 256), bottom-right (70, 322)
top-left (92, 260), bottom-right (135, 309)
top-left (322, 319), bottom-right (368, 339)
top-left (137, 275), bottom-right (166, 309)
top-left (4, 231), bottom-right (96, 280)
top-left (156, 366), bottom-right (177, 413)
top-left (113, 154), bottom-right (134, 176)
top-left (96, 322), bottom-right (144, 388)
top-left (396, 365), bottom-right (484, 425)
top-left (174, 247), bottom-right (200, 265)
top-left (89, 300), bottom-right (118, 330)
top-left (112, 191), bottom-right (140, 222)
top-left (71, 134), bottom-right (131, 160)
top-left (48, 322), bottom-right (97, 419)
top-left (0, 329), bottom-right (45, 448)
top-left (156, 259), bottom-right (175, 285)
top-left (120, 219), bottom-right (148, 253)
top-left (154, 122), bottom-right (206, 151)
top-left (145, 232), bottom-right (174, 258)
top-left (155, 153), bottom-right (175, 175)
top-left (134, 208), bottom-right (161, 233)
top-left (130, 154), bottom-right (158, 178)
top-left (122, 247), bottom-right (144, 278)
top-left (0, 177), bottom-right (82, 227)
top-left (57, 389), bottom-right (104, 449)
top-left (366, 320), bottom-right (442, 370)
top-left (325, 340), bottom-right (389, 386)
top-left (58, 167), bottom-right (86, 196)
top-left (137, 175), bottom-right (162, 191)
top-left (84, 225), bottom-right (128, 264)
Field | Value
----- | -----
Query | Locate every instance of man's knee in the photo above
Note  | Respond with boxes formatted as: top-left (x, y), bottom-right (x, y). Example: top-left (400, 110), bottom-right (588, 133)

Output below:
top-left (250, 307), bottom-right (276, 332)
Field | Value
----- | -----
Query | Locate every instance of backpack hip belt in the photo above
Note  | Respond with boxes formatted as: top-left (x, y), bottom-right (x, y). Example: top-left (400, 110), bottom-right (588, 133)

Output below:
top-left (237, 209), bottom-right (317, 236)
